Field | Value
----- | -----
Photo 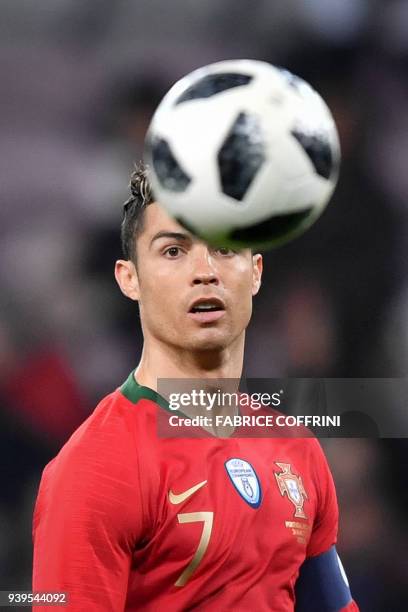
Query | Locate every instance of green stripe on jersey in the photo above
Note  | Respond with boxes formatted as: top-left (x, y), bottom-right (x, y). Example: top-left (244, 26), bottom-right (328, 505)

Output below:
top-left (120, 370), bottom-right (173, 413)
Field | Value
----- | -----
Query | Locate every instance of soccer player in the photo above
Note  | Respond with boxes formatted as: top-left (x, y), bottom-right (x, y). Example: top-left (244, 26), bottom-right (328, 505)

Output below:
top-left (32, 165), bottom-right (359, 611)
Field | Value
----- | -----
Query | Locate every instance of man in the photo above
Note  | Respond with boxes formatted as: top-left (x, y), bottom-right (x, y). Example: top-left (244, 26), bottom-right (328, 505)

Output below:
top-left (32, 165), bottom-right (359, 611)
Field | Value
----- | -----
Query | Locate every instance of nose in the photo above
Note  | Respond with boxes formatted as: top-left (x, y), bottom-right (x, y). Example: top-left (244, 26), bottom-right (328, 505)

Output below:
top-left (191, 246), bottom-right (219, 286)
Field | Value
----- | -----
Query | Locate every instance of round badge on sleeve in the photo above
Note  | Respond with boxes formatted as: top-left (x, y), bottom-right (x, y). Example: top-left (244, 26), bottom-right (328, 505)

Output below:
top-left (225, 458), bottom-right (262, 508)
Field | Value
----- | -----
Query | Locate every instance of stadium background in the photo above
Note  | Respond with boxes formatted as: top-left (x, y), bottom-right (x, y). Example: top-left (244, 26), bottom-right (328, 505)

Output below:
top-left (0, 1), bottom-right (407, 610)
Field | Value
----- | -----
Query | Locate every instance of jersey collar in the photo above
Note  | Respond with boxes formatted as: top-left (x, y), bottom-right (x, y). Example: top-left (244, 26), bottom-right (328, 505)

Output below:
top-left (120, 370), bottom-right (177, 414)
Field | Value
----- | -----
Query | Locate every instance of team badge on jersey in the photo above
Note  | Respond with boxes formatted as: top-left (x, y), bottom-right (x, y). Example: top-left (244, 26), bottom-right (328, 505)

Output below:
top-left (225, 458), bottom-right (262, 508)
top-left (274, 462), bottom-right (308, 519)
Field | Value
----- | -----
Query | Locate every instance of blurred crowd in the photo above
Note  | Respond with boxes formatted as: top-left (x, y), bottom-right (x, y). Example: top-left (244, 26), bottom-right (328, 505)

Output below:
top-left (0, 1), bottom-right (407, 609)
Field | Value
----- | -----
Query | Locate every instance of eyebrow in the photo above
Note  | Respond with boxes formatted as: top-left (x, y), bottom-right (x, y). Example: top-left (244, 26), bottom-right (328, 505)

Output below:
top-left (149, 231), bottom-right (192, 247)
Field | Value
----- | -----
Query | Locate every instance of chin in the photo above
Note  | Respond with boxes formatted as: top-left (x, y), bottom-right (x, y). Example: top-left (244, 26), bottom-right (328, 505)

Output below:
top-left (193, 340), bottom-right (227, 352)
top-left (188, 329), bottom-right (232, 352)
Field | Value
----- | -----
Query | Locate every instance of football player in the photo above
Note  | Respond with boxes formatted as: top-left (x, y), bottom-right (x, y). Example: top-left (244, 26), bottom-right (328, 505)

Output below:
top-left (33, 165), bottom-right (359, 611)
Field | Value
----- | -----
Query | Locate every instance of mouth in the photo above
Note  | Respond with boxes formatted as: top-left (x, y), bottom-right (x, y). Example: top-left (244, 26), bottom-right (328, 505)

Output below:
top-left (188, 297), bottom-right (226, 324)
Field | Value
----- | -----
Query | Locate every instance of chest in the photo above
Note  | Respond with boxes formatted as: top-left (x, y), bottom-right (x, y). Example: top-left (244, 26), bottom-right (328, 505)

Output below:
top-left (138, 438), bottom-right (318, 587)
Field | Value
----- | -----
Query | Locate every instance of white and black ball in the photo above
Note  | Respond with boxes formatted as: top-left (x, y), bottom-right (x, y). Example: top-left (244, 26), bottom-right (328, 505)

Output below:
top-left (144, 59), bottom-right (340, 250)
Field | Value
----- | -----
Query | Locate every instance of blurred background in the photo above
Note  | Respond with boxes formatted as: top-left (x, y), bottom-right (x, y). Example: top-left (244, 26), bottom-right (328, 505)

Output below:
top-left (0, 1), bottom-right (407, 609)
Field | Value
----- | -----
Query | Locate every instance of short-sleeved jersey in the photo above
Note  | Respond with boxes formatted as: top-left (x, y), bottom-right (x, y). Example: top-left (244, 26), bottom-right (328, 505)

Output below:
top-left (33, 372), bottom-right (339, 611)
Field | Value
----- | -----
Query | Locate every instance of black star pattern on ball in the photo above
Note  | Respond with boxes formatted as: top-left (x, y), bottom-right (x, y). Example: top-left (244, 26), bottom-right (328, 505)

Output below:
top-left (217, 112), bottom-right (266, 202)
top-left (291, 128), bottom-right (334, 180)
top-left (175, 73), bottom-right (252, 105)
top-left (149, 137), bottom-right (191, 192)
top-left (231, 208), bottom-right (314, 245)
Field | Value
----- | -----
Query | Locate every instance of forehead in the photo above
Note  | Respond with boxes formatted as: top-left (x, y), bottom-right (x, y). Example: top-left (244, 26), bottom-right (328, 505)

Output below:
top-left (143, 202), bottom-right (191, 238)
top-left (138, 202), bottom-right (253, 258)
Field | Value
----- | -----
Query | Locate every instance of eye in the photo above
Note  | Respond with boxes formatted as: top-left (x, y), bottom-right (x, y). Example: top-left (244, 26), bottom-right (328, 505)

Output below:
top-left (164, 246), bottom-right (184, 258)
top-left (215, 246), bottom-right (235, 256)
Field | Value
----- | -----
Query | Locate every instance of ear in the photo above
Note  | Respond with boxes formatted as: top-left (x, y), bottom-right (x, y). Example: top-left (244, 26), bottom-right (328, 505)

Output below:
top-left (251, 253), bottom-right (263, 296)
top-left (114, 259), bottom-right (140, 301)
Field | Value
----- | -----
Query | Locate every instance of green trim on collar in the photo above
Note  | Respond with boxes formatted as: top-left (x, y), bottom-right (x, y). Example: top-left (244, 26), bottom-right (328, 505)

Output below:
top-left (120, 370), bottom-right (168, 410)
top-left (120, 371), bottom-right (243, 428)
top-left (120, 370), bottom-right (183, 415)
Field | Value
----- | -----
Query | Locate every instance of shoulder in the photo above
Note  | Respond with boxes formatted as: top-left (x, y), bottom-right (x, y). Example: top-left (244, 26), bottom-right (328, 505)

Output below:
top-left (35, 387), bottom-right (152, 527)
top-left (57, 389), bottom-right (134, 454)
top-left (41, 385), bottom-right (154, 488)
top-left (271, 435), bottom-right (330, 467)
top-left (288, 437), bottom-right (335, 494)
top-left (301, 437), bottom-right (331, 467)
top-left (33, 389), bottom-right (149, 555)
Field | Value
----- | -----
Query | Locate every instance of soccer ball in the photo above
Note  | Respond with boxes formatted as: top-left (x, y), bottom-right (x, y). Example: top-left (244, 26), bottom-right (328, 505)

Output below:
top-left (144, 59), bottom-right (340, 250)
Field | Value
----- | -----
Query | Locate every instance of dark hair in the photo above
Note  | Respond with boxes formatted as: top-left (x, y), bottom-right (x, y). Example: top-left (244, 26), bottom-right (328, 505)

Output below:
top-left (121, 163), bottom-right (154, 261)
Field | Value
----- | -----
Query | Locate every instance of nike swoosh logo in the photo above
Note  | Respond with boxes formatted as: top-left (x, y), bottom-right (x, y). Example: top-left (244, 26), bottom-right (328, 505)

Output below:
top-left (168, 480), bottom-right (207, 505)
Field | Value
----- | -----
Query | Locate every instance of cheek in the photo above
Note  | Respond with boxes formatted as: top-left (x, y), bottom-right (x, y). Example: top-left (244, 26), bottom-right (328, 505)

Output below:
top-left (138, 266), bottom-right (171, 300)
top-left (240, 289), bottom-right (254, 321)
top-left (138, 273), bottom-right (181, 325)
top-left (230, 273), bottom-right (254, 320)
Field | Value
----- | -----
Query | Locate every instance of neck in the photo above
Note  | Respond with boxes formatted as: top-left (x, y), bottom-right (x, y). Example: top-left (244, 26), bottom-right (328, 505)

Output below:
top-left (134, 333), bottom-right (245, 392)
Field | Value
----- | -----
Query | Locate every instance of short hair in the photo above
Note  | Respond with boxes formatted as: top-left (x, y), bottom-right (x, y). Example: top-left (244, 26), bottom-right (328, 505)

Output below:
top-left (121, 163), bottom-right (154, 261)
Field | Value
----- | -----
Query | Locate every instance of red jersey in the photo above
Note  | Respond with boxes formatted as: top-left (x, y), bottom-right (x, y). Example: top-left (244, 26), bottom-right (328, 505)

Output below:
top-left (33, 372), bottom-right (339, 611)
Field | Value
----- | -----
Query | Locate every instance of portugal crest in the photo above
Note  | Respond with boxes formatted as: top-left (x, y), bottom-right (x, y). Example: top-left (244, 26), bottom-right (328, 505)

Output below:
top-left (274, 462), bottom-right (308, 519)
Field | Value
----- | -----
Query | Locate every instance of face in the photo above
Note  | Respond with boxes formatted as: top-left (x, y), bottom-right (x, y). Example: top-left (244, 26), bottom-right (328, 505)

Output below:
top-left (115, 203), bottom-right (262, 352)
